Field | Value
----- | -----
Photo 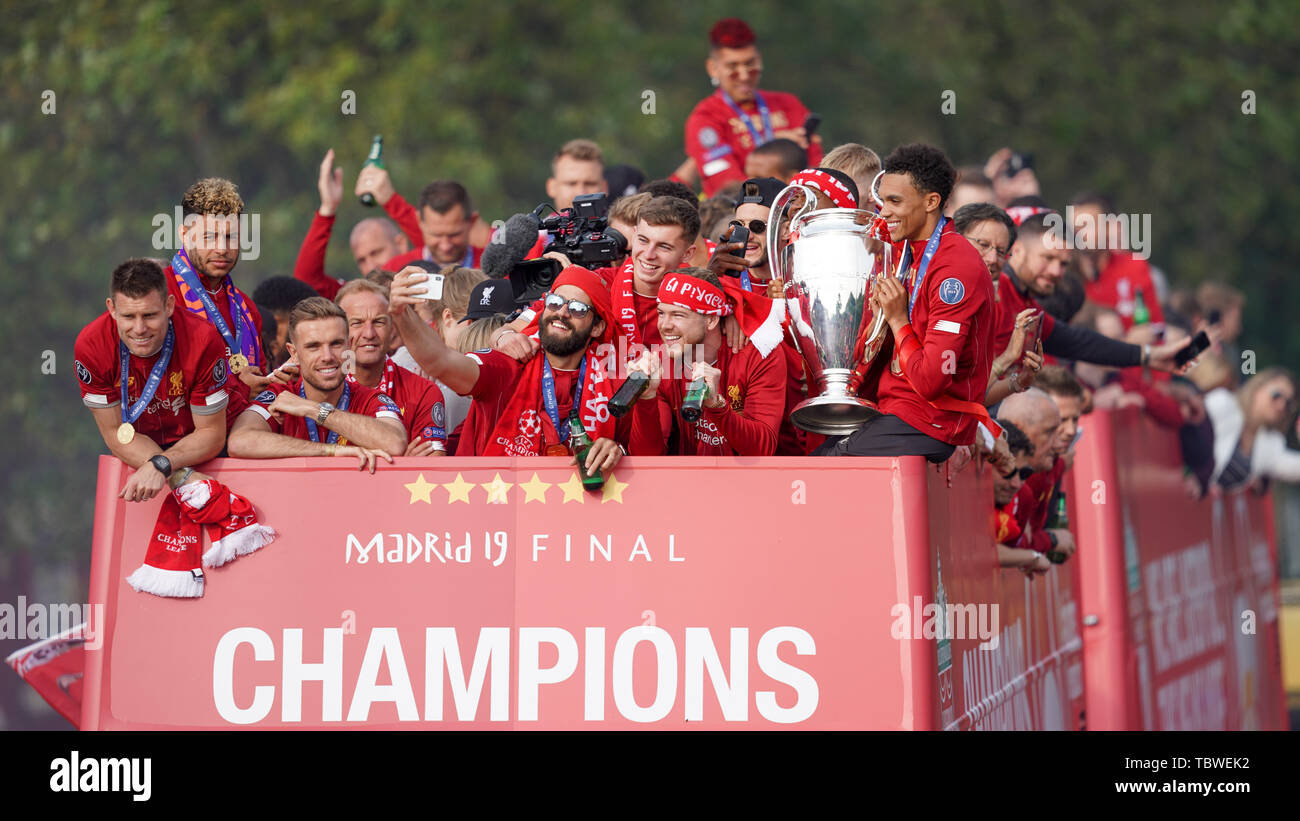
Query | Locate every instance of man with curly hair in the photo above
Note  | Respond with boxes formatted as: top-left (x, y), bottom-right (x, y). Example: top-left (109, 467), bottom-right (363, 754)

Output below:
top-left (823, 144), bottom-right (997, 460)
top-left (163, 177), bottom-right (267, 395)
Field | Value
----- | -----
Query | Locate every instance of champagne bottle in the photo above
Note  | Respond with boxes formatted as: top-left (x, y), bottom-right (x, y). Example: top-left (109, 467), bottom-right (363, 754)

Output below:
top-left (1132, 287), bottom-right (1150, 326)
top-left (567, 410), bottom-right (604, 490)
top-left (680, 377), bottom-right (710, 422)
top-left (358, 135), bottom-right (384, 207)
top-left (608, 371), bottom-right (649, 418)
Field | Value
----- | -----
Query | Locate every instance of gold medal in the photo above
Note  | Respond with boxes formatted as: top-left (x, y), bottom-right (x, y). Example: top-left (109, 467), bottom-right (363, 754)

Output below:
top-left (229, 353), bottom-right (249, 374)
top-left (116, 423), bottom-right (135, 445)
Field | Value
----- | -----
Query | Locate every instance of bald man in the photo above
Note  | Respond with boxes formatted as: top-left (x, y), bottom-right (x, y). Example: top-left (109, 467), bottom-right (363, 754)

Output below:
top-left (294, 149), bottom-right (413, 300)
top-left (998, 388), bottom-right (1074, 558)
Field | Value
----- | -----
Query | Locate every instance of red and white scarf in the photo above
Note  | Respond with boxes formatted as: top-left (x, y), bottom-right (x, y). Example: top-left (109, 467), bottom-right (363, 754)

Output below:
top-left (346, 356), bottom-right (397, 395)
top-left (126, 479), bottom-right (276, 598)
top-left (609, 258), bottom-right (643, 356)
top-left (789, 168), bottom-right (858, 210)
top-left (480, 350), bottom-right (615, 456)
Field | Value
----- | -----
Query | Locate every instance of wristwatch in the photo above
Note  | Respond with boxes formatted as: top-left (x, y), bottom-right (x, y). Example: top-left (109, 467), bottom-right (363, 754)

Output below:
top-left (149, 454), bottom-right (173, 478)
top-left (316, 402), bottom-right (336, 425)
top-left (1141, 344), bottom-right (1152, 367)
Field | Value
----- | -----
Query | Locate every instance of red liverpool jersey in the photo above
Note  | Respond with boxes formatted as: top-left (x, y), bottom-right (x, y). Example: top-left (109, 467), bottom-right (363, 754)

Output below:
top-left (626, 343), bottom-right (786, 456)
top-left (686, 89), bottom-right (823, 197)
top-left (246, 379), bottom-right (402, 442)
top-left (874, 224), bottom-right (997, 446)
top-left (75, 309), bottom-right (239, 446)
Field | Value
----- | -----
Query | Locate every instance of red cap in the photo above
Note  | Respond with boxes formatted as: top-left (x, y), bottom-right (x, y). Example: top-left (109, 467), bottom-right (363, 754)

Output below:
top-left (709, 18), bottom-right (756, 49)
top-left (552, 266), bottom-right (615, 344)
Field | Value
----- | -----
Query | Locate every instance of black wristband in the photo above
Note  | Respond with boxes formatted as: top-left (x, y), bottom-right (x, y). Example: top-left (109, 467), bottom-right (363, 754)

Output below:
top-left (1047, 530), bottom-right (1059, 549)
top-left (149, 454), bottom-right (173, 478)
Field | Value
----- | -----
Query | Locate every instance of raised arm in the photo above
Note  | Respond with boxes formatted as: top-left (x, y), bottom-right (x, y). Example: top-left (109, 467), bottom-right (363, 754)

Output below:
top-left (389, 267), bottom-right (481, 395)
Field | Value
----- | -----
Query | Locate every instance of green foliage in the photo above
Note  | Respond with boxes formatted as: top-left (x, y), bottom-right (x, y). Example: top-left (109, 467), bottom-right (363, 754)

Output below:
top-left (2, 0), bottom-right (1298, 569)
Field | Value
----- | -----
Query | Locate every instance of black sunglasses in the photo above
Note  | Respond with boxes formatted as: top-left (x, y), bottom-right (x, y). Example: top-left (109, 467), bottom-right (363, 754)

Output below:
top-left (543, 293), bottom-right (592, 318)
top-left (728, 218), bottom-right (766, 236)
top-left (1001, 466), bottom-right (1035, 481)
top-left (1270, 390), bottom-right (1297, 411)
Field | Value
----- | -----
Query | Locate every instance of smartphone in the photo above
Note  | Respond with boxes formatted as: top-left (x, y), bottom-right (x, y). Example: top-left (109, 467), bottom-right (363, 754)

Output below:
top-left (412, 272), bottom-right (445, 301)
top-left (1173, 329), bottom-right (1211, 368)
top-left (1020, 311), bottom-right (1043, 362)
top-left (802, 113), bottom-right (822, 138)
top-left (726, 223), bottom-right (749, 249)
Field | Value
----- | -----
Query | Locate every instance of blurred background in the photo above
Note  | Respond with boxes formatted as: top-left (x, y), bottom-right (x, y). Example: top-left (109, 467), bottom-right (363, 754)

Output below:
top-left (3, 0), bottom-right (1299, 727)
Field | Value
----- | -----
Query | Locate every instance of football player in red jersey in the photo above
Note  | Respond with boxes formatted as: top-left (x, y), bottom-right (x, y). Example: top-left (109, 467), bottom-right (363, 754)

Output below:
top-left (162, 178), bottom-right (267, 393)
top-left (75, 259), bottom-right (239, 502)
top-left (334, 279), bottom-right (448, 457)
top-left (685, 18), bottom-right (822, 197)
top-left (391, 265), bottom-right (624, 472)
top-left (824, 144), bottom-right (998, 460)
top-left (624, 269), bottom-right (786, 456)
top-left (227, 298), bottom-right (407, 472)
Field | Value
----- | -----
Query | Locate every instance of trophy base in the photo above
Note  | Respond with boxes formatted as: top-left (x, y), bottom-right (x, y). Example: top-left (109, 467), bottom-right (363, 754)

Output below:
top-left (790, 395), bottom-right (881, 436)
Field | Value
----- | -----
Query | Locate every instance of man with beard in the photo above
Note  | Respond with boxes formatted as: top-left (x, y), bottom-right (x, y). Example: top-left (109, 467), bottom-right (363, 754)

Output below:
top-left (624, 268), bottom-right (786, 456)
top-left (335, 280), bottom-right (448, 457)
top-left (686, 18), bottom-right (822, 196)
top-left (227, 298), bottom-right (407, 472)
top-left (163, 177), bottom-right (267, 393)
top-left (993, 212), bottom-right (1190, 371)
top-left (389, 265), bottom-right (624, 470)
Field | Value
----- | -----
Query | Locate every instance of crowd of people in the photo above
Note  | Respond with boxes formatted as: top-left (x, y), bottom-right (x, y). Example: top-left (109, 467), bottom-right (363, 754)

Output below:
top-left (74, 17), bottom-right (1300, 585)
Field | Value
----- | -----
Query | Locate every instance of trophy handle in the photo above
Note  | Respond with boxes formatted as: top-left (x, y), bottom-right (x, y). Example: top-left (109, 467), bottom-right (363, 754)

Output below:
top-left (765, 183), bottom-right (821, 286)
top-left (869, 169), bottom-right (887, 208)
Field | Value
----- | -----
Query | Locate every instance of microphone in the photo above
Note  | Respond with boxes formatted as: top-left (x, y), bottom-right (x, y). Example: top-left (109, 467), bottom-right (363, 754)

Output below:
top-left (481, 212), bottom-right (543, 280)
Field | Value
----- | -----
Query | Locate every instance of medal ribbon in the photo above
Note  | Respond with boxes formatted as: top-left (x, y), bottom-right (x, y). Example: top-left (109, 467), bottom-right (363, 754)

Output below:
top-left (541, 357), bottom-right (587, 444)
top-left (302, 382), bottom-right (352, 444)
top-left (719, 90), bottom-right (774, 146)
top-left (119, 322), bottom-right (176, 426)
top-left (899, 217), bottom-right (948, 320)
top-left (171, 249), bottom-right (256, 363)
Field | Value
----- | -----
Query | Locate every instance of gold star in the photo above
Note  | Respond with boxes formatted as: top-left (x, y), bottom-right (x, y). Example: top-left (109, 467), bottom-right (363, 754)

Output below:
top-left (442, 473), bottom-right (475, 504)
top-left (481, 473), bottom-right (514, 504)
top-left (404, 473), bottom-right (437, 504)
top-left (601, 472), bottom-right (628, 504)
top-left (558, 473), bottom-right (587, 504)
top-left (519, 472), bottom-right (551, 504)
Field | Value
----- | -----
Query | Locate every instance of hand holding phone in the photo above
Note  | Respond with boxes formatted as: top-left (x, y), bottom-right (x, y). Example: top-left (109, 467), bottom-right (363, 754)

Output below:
top-left (1173, 329), bottom-right (1211, 368)
top-left (802, 113), bottom-right (822, 138)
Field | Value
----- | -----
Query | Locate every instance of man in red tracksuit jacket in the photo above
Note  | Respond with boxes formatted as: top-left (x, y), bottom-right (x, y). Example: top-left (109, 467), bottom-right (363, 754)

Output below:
top-left (684, 18), bottom-right (822, 197)
top-left (625, 268), bottom-right (786, 456)
top-left (822, 144), bottom-right (996, 460)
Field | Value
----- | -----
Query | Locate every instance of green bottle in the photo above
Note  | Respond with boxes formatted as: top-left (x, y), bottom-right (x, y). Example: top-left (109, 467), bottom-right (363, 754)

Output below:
top-left (680, 377), bottom-right (710, 423)
top-left (358, 135), bottom-right (384, 207)
top-left (1132, 287), bottom-right (1150, 326)
top-left (567, 410), bottom-right (604, 491)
